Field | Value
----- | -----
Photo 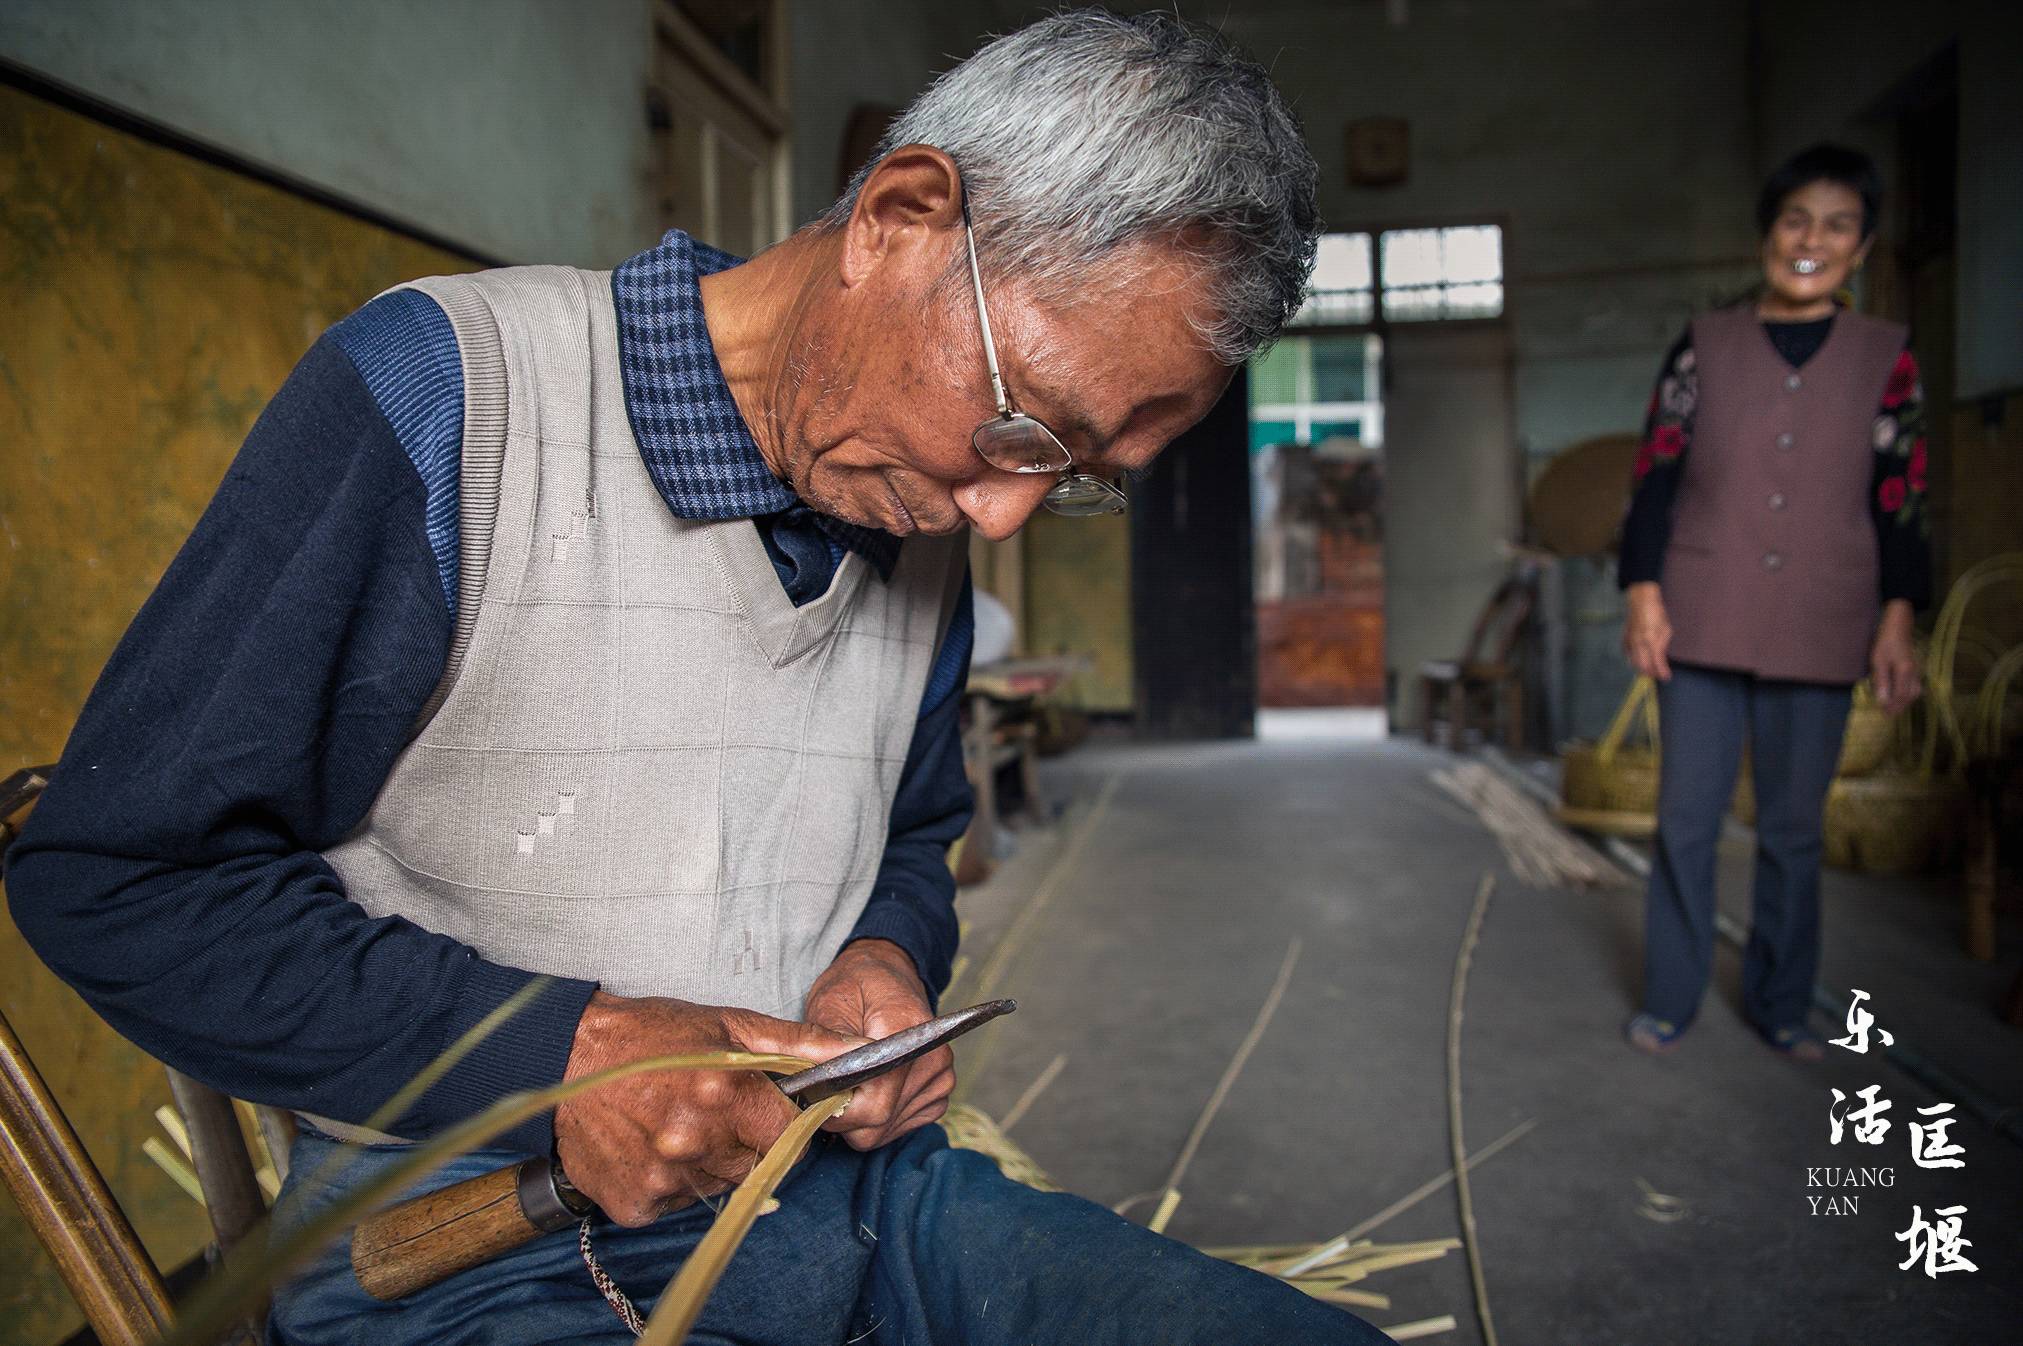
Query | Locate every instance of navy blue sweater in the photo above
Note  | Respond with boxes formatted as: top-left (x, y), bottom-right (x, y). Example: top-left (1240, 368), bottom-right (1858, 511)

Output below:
top-left (6, 278), bottom-right (972, 1155)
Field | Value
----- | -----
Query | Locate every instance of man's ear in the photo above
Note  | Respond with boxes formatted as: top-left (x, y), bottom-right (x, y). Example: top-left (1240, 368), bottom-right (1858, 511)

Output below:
top-left (840, 145), bottom-right (963, 289)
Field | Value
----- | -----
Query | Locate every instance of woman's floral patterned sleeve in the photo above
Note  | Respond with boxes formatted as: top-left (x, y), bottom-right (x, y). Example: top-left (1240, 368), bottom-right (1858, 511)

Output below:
top-left (1618, 328), bottom-right (1696, 587)
top-left (1870, 345), bottom-right (1933, 609)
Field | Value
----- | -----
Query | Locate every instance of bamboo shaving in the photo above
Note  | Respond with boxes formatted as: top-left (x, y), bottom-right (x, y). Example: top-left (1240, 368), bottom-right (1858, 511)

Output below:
top-left (939, 1104), bottom-right (1060, 1191)
top-left (1430, 762), bottom-right (1628, 889)
top-left (142, 1136), bottom-right (205, 1205)
top-left (637, 1092), bottom-right (853, 1345)
top-left (1386, 1313), bottom-right (1460, 1340)
top-left (154, 1105), bottom-right (192, 1161)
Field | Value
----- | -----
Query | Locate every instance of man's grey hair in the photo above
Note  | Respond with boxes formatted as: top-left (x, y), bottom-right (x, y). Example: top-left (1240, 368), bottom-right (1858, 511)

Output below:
top-left (822, 9), bottom-right (1319, 365)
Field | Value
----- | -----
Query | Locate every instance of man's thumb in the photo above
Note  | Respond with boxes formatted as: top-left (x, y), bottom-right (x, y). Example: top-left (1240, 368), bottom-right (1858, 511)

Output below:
top-left (727, 1009), bottom-right (865, 1064)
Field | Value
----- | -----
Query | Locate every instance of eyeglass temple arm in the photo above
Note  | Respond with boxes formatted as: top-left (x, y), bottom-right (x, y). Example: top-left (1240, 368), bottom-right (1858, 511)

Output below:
top-left (961, 200), bottom-right (1012, 418)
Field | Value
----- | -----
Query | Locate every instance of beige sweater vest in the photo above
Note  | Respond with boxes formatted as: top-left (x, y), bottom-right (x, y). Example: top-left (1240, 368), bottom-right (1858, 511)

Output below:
top-left (322, 265), bottom-right (965, 1021)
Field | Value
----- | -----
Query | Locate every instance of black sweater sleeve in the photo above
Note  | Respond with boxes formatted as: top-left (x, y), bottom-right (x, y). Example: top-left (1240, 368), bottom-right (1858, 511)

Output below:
top-left (1870, 345), bottom-right (1934, 609)
top-left (1618, 328), bottom-right (1697, 587)
top-left (4, 333), bottom-right (594, 1153)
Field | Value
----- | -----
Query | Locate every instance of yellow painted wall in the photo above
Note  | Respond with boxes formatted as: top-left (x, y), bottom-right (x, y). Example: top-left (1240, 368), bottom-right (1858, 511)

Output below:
top-left (0, 85), bottom-right (474, 1345)
top-left (1020, 510), bottom-right (1134, 712)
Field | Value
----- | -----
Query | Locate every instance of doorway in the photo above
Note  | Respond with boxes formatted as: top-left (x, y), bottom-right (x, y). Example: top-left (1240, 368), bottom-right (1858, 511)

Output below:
top-left (1249, 333), bottom-right (1388, 715)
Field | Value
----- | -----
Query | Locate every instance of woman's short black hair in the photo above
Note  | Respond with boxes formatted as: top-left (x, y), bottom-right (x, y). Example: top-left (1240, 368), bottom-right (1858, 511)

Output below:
top-left (1756, 143), bottom-right (1884, 240)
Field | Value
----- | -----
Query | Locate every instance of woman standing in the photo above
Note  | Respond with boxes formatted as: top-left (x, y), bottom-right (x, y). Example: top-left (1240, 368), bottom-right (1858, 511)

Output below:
top-left (1619, 143), bottom-right (1930, 1060)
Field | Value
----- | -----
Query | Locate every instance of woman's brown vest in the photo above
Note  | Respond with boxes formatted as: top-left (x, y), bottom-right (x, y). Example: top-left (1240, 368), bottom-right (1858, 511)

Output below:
top-left (1661, 303), bottom-right (1906, 684)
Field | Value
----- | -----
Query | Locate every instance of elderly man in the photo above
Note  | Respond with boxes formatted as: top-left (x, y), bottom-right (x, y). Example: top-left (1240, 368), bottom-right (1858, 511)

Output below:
top-left (8, 10), bottom-right (1375, 1344)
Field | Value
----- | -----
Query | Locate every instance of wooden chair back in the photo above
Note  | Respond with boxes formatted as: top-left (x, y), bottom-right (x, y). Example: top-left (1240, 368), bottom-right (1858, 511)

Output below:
top-left (2, 764), bottom-right (283, 1344)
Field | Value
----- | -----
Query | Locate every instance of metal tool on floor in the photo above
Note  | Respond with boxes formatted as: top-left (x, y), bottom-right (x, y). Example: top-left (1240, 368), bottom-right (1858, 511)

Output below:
top-left (349, 999), bottom-right (1016, 1301)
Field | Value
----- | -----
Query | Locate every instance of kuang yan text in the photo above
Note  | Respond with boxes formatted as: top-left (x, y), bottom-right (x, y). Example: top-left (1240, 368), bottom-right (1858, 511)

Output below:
top-left (1808, 1166), bottom-right (1895, 1214)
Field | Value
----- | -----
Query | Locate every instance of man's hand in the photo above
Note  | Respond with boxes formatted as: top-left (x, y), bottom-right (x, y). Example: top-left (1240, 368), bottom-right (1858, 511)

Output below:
top-left (802, 939), bottom-right (954, 1151)
top-left (1623, 581), bottom-right (1673, 682)
top-left (552, 992), bottom-right (862, 1226)
top-left (1870, 599), bottom-right (1921, 716)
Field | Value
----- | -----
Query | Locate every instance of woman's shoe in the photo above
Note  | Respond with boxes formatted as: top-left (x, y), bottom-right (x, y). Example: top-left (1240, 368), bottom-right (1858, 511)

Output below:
top-left (1624, 1012), bottom-right (1686, 1054)
top-left (1765, 1025), bottom-right (1827, 1063)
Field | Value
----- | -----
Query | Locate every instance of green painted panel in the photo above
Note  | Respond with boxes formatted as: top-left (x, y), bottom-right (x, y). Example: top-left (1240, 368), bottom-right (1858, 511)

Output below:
top-left (1020, 510), bottom-right (1133, 712)
top-left (0, 85), bottom-right (476, 1346)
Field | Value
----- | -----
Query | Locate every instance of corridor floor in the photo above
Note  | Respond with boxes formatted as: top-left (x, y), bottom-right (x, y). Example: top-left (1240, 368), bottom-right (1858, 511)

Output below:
top-left (944, 734), bottom-right (2022, 1345)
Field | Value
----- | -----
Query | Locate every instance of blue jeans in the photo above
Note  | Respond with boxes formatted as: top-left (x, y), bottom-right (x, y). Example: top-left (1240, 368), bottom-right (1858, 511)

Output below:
top-left (270, 1125), bottom-right (1387, 1345)
top-left (1642, 662), bottom-right (1851, 1034)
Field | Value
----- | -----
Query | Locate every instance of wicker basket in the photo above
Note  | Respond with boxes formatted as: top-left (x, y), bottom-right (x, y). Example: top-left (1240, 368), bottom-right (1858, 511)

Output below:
top-left (1822, 772), bottom-right (1963, 873)
top-left (1731, 682), bottom-right (1897, 824)
top-left (1561, 677), bottom-right (1661, 818)
top-left (1835, 682), bottom-right (1895, 777)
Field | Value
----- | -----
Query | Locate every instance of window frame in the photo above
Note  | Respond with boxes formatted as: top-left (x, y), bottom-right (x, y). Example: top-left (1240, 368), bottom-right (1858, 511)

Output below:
top-left (1289, 214), bottom-right (1514, 337)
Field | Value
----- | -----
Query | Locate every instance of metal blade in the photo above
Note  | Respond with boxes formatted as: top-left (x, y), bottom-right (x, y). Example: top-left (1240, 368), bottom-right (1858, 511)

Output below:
top-left (777, 999), bottom-right (1016, 1103)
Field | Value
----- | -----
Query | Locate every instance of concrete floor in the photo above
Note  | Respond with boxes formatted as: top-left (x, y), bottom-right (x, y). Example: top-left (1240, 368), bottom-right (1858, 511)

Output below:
top-left (944, 734), bottom-right (2023, 1345)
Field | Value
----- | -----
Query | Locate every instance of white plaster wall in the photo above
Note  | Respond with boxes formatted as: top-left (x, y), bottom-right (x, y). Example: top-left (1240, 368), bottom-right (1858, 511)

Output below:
top-left (787, 0), bottom-right (968, 224)
top-left (0, 0), bottom-right (661, 267)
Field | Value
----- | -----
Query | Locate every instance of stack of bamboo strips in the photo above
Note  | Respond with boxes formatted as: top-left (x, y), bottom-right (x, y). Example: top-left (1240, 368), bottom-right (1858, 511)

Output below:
top-left (1209, 1237), bottom-right (1462, 1314)
top-left (1432, 762), bottom-right (1628, 890)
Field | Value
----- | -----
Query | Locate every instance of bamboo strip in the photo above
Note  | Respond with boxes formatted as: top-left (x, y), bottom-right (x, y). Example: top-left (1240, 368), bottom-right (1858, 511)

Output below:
top-left (159, 1049), bottom-right (813, 1346)
top-left (637, 1092), bottom-right (853, 1345)
top-left (153, 1107), bottom-right (191, 1162)
top-left (1147, 1187), bottom-right (1182, 1235)
top-left (1304, 1287), bottom-right (1391, 1310)
top-left (1448, 872), bottom-right (1500, 1346)
top-left (997, 1052), bottom-right (1067, 1133)
top-left (1275, 1118), bottom-right (1537, 1276)
top-left (141, 1138), bottom-right (205, 1206)
top-left (1432, 764), bottom-right (1628, 890)
top-left (954, 771), bottom-right (1125, 1099)
top-left (1121, 938), bottom-right (1301, 1222)
top-left (1386, 1313), bottom-right (1460, 1340)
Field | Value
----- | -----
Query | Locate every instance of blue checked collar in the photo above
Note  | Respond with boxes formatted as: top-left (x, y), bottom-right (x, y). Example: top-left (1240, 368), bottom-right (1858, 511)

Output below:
top-left (611, 229), bottom-right (900, 577)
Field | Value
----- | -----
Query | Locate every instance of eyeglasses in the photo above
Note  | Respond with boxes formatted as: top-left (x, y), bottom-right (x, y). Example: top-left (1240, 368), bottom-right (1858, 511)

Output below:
top-left (962, 203), bottom-right (1127, 517)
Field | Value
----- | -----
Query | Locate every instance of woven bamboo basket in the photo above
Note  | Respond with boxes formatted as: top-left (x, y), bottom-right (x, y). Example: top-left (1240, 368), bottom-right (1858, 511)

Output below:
top-left (1732, 681), bottom-right (1900, 824)
top-left (1821, 770), bottom-right (1962, 872)
top-left (1560, 676), bottom-right (1661, 821)
top-left (1834, 682), bottom-right (1895, 777)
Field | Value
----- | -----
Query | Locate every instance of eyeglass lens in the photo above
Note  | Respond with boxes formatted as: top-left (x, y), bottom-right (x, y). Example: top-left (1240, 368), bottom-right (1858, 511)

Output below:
top-left (972, 413), bottom-right (1072, 474)
top-left (1044, 475), bottom-right (1127, 516)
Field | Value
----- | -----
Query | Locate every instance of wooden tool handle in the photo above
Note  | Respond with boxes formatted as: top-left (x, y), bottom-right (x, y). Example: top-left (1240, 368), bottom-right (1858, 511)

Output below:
top-left (350, 1157), bottom-right (583, 1301)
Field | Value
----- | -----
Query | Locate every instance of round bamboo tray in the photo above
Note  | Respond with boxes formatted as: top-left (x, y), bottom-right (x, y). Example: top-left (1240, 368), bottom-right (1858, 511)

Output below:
top-left (1554, 803), bottom-right (1658, 838)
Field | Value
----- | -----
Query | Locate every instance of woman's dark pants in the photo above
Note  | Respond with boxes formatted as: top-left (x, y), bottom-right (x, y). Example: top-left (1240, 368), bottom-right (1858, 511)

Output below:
top-left (1643, 662), bottom-right (1852, 1035)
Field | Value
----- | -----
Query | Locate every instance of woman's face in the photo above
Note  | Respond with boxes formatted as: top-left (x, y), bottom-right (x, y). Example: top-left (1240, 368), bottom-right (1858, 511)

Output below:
top-left (1760, 179), bottom-right (1873, 312)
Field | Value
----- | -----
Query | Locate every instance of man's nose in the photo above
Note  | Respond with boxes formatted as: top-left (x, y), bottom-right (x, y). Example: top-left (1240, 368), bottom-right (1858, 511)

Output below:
top-left (952, 471), bottom-right (1057, 541)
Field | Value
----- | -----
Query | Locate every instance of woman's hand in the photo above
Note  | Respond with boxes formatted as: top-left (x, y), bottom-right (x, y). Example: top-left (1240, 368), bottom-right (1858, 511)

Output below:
top-left (1870, 600), bottom-right (1921, 716)
top-left (1622, 582), bottom-right (1673, 682)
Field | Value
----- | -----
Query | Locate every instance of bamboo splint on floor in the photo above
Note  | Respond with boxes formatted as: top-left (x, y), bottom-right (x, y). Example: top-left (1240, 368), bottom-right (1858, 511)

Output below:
top-left (1431, 761), bottom-right (1630, 889)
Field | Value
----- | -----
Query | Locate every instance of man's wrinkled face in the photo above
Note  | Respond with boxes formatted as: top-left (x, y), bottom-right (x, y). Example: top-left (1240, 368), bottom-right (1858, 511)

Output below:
top-left (775, 238), bottom-right (1232, 542)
